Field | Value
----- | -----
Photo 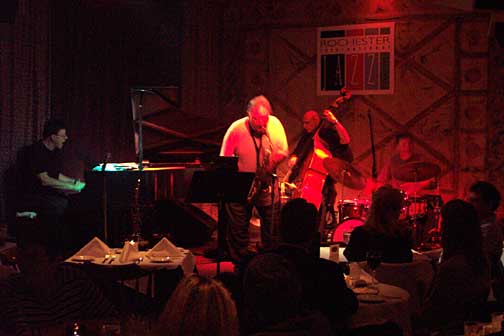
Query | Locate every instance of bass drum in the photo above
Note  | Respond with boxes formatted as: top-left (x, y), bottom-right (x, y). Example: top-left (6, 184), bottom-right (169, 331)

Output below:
top-left (332, 218), bottom-right (364, 243)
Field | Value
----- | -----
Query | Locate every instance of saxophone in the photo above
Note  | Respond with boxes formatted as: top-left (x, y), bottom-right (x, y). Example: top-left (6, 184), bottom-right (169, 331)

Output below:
top-left (247, 146), bottom-right (272, 204)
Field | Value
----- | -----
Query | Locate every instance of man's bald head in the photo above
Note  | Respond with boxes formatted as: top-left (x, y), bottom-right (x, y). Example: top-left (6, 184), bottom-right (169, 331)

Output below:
top-left (302, 110), bottom-right (320, 133)
top-left (247, 95), bottom-right (272, 134)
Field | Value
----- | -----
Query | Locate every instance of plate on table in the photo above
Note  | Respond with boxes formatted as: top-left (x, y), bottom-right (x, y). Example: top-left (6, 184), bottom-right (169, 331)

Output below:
top-left (100, 259), bottom-right (137, 266)
top-left (71, 255), bottom-right (95, 262)
top-left (358, 294), bottom-right (385, 304)
top-left (147, 255), bottom-right (172, 263)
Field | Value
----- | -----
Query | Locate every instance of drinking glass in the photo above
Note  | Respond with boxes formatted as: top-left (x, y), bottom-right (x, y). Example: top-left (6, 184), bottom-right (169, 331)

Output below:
top-left (329, 243), bottom-right (339, 262)
top-left (348, 262), bottom-right (361, 287)
top-left (343, 231), bottom-right (352, 245)
top-left (366, 251), bottom-right (382, 288)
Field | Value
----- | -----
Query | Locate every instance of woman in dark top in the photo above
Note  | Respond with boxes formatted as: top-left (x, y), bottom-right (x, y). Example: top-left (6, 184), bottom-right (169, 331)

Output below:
top-left (414, 200), bottom-right (490, 334)
top-left (344, 185), bottom-right (413, 263)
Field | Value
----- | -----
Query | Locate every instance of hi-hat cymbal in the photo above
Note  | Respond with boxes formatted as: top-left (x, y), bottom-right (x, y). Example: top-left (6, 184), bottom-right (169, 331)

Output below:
top-left (394, 161), bottom-right (440, 182)
top-left (323, 157), bottom-right (366, 190)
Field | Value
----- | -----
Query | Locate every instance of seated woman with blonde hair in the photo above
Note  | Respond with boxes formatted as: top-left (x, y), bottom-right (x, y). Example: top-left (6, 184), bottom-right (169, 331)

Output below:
top-left (344, 185), bottom-right (413, 263)
top-left (156, 274), bottom-right (239, 336)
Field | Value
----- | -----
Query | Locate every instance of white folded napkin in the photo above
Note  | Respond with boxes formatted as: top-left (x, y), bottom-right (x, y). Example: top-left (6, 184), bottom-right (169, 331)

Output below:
top-left (119, 241), bottom-right (140, 263)
top-left (74, 237), bottom-right (110, 258)
top-left (147, 237), bottom-right (183, 257)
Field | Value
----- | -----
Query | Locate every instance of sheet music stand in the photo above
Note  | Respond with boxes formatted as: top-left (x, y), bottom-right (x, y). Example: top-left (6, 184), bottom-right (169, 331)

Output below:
top-left (187, 170), bottom-right (255, 274)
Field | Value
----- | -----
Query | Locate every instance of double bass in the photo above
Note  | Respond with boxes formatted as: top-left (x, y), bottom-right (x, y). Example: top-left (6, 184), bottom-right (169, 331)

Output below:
top-left (284, 88), bottom-right (352, 207)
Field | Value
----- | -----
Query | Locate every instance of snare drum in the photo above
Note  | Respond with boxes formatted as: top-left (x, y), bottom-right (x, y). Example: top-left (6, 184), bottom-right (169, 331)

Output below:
top-left (337, 199), bottom-right (370, 223)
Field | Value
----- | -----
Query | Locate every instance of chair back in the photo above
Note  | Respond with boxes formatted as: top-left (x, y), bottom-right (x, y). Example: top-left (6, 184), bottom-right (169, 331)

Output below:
top-left (374, 258), bottom-right (434, 313)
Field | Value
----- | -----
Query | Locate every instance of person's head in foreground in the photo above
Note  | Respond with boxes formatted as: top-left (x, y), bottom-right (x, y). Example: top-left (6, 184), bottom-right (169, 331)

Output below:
top-left (365, 185), bottom-right (405, 236)
top-left (280, 198), bottom-right (319, 248)
top-left (157, 274), bottom-right (238, 336)
top-left (441, 199), bottom-right (487, 273)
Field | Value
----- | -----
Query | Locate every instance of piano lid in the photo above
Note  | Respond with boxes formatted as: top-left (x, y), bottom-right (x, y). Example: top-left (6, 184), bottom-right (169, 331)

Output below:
top-left (130, 87), bottom-right (224, 164)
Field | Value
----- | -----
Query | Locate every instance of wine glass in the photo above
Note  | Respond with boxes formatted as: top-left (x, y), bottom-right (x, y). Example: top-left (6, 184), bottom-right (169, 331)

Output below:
top-left (366, 251), bottom-right (382, 289)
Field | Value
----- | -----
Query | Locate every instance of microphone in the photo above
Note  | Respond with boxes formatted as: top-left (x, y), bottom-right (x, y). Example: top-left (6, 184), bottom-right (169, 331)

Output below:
top-left (101, 152), bottom-right (112, 172)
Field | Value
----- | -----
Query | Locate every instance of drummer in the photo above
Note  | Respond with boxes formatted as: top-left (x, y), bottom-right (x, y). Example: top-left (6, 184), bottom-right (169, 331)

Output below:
top-left (377, 133), bottom-right (437, 195)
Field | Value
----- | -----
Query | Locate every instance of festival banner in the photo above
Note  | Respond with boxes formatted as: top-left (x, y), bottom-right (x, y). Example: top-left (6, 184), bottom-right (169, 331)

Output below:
top-left (317, 22), bottom-right (395, 95)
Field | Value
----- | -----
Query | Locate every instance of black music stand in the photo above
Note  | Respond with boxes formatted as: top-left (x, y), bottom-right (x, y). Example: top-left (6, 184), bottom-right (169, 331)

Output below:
top-left (187, 170), bottom-right (255, 274)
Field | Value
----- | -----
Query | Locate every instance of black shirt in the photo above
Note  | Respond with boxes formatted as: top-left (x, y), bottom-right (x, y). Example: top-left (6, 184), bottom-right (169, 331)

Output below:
top-left (289, 122), bottom-right (353, 182)
top-left (23, 141), bottom-right (63, 195)
top-left (343, 226), bottom-right (413, 263)
top-left (318, 125), bottom-right (353, 163)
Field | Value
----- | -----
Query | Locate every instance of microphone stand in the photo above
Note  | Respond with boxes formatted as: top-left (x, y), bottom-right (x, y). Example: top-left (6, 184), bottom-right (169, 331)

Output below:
top-left (137, 90), bottom-right (145, 172)
top-left (368, 111), bottom-right (377, 182)
top-left (270, 173), bottom-right (277, 248)
top-left (411, 169), bottom-right (422, 249)
top-left (102, 154), bottom-right (110, 243)
top-left (132, 89), bottom-right (145, 245)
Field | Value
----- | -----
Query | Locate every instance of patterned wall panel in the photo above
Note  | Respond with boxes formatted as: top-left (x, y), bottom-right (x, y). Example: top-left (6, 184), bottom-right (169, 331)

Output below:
top-left (487, 28), bottom-right (504, 215)
top-left (218, 1), bottom-right (499, 204)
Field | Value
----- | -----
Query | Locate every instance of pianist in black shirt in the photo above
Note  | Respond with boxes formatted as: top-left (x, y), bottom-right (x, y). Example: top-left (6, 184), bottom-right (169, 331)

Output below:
top-left (18, 119), bottom-right (86, 254)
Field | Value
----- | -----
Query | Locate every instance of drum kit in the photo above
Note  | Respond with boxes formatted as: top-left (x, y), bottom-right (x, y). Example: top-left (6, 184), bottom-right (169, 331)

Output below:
top-left (303, 158), bottom-right (442, 249)
top-left (280, 157), bottom-right (442, 248)
top-left (393, 161), bottom-right (442, 249)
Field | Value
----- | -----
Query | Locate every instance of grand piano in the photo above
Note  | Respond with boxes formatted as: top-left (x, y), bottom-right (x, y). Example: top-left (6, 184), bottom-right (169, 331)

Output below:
top-left (79, 87), bottom-right (226, 247)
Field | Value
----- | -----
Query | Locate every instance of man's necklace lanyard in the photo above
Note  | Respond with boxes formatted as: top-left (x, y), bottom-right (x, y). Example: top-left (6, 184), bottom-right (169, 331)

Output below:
top-left (248, 122), bottom-right (263, 170)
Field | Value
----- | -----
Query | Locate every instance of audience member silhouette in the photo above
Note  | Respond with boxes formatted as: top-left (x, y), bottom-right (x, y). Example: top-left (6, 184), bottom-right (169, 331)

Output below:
top-left (243, 253), bottom-right (333, 336)
top-left (344, 185), bottom-right (413, 263)
top-left (468, 181), bottom-right (504, 303)
top-left (156, 274), bottom-right (239, 336)
top-left (414, 200), bottom-right (490, 334)
top-left (275, 198), bottom-right (358, 333)
top-left (0, 217), bottom-right (117, 335)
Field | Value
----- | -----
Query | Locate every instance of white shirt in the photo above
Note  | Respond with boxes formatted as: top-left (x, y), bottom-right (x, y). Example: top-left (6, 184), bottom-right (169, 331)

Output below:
top-left (220, 116), bottom-right (288, 172)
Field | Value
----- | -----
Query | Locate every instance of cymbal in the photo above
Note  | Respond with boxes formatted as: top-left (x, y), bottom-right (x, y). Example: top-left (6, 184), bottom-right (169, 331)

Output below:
top-left (323, 157), bottom-right (366, 190)
top-left (394, 161), bottom-right (440, 182)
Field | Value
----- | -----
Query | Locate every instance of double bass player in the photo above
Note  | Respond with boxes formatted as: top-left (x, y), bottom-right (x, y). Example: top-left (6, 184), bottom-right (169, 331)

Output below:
top-left (287, 92), bottom-right (353, 229)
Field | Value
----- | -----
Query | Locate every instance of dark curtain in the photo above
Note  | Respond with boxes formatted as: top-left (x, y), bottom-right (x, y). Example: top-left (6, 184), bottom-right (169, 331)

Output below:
top-left (50, 0), bottom-right (135, 179)
top-left (0, 0), bottom-right (51, 222)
